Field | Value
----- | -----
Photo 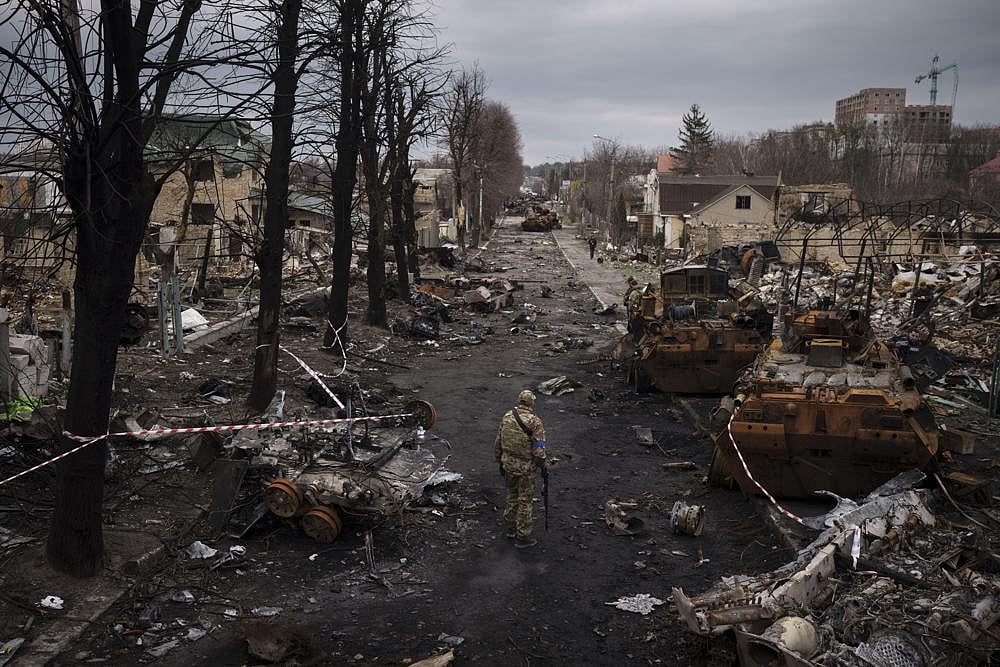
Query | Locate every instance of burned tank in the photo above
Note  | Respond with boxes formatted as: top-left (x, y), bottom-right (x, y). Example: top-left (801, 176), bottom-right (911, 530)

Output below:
top-left (708, 308), bottom-right (940, 498)
top-left (618, 265), bottom-right (772, 394)
top-left (521, 205), bottom-right (561, 232)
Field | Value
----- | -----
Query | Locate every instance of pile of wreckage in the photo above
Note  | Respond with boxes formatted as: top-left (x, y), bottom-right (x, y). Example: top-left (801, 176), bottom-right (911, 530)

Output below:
top-left (391, 277), bottom-right (521, 342)
top-left (521, 205), bottom-right (562, 233)
top-left (204, 391), bottom-right (449, 544)
top-left (673, 470), bottom-right (1000, 666)
top-left (745, 253), bottom-right (1000, 435)
top-left (665, 247), bottom-right (1000, 665)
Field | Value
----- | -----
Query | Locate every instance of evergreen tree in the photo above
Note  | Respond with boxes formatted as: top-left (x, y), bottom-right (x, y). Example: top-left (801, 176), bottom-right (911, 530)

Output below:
top-left (677, 103), bottom-right (715, 175)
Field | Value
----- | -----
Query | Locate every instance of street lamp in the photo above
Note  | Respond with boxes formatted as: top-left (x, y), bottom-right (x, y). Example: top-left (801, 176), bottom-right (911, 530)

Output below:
top-left (593, 134), bottom-right (618, 243)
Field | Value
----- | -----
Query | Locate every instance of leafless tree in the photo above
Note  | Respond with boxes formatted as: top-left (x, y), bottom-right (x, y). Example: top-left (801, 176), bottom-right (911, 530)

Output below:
top-left (440, 65), bottom-right (486, 250)
top-left (468, 101), bottom-right (522, 244)
top-left (0, 0), bottom-right (253, 575)
top-left (248, 0), bottom-right (304, 412)
top-left (387, 70), bottom-right (444, 300)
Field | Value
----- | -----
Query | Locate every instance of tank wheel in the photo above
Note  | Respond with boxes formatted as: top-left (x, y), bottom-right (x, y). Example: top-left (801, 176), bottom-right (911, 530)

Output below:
top-left (264, 479), bottom-right (304, 518)
top-left (706, 448), bottom-right (736, 489)
top-left (300, 506), bottom-right (343, 544)
top-left (404, 399), bottom-right (437, 428)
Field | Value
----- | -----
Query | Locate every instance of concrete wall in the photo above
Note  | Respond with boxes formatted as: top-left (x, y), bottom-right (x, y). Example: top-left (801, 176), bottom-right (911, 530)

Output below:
top-left (776, 219), bottom-right (923, 266)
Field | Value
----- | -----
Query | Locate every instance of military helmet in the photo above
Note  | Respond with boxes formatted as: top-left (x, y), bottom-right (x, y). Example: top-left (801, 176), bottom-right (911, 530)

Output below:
top-left (517, 389), bottom-right (536, 407)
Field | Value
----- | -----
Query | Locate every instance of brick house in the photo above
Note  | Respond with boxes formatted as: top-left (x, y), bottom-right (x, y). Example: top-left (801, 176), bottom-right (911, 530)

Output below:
top-left (658, 174), bottom-right (780, 253)
top-left (970, 151), bottom-right (1000, 197)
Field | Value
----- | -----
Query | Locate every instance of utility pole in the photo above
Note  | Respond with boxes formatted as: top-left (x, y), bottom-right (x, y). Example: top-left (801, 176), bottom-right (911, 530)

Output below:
top-left (594, 134), bottom-right (618, 243)
top-left (478, 166), bottom-right (484, 237)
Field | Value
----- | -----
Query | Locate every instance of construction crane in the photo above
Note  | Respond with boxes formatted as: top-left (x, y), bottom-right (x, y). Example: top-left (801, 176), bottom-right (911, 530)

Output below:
top-left (914, 54), bottom-right (958, 108)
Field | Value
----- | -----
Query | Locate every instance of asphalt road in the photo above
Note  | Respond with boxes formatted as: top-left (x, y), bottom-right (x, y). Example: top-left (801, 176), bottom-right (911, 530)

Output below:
top-left (58, 217), bottom-right (791, 666)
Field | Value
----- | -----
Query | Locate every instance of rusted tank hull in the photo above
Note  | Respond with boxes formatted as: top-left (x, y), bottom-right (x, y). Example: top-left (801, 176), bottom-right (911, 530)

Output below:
top-left (637, 348), bottom-right (758, 394)
top-left (521, 219), bottom-right (555, 232)
top-left (709, 392), bottom-right (939, 498)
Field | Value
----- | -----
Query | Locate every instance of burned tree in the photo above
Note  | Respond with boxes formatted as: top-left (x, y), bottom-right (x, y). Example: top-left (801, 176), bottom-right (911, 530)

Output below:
top-left (388, 72), bottom-right (441, 300)
top-left (0, 0), bottom-right (238, 575)
top-left (358, 4), bottom-right (445, 324)
top-left (248, 0), bottom-right (304, 412)
top-left (324, 0), bottom-right (366, 349)
top-left (322, 0), bottom-right (444, 341)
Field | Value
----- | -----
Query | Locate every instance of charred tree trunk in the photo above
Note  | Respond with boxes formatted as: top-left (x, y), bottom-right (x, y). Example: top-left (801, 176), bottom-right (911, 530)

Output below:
top-left (43, 0), bottom-right (200, 577)
top-left (404, 176), bottom-right (419, 278)
top-left (470, 180), bottom-right (481, 247)
top-left (47, 36), bottom-right (156, 577)
top-left (364, 190), bottom-right (387, 326)
top-left (196, 224), bottom-right (213, 297)
top-left (248, 0), bottom-right (301, 413)
top-left (389, 163), bottom-right (409, 300)
top-left (325, 0), bottom-right (365, 349)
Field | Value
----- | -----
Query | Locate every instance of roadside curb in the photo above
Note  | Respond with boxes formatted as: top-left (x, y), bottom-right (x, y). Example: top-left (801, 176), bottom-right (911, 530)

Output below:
top-left (550, 230), bottom-right (627, 335)
top-left (14, 509), bottom-right (206, 665)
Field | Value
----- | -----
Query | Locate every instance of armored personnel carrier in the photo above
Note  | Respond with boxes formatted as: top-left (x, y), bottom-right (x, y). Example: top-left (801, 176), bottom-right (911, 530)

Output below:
top-left (520, 205), bottom-right (561, 232)
top-left (618, 265), bottom-right (772, 394)
top-left (708, 308), bottom-right (940, 498)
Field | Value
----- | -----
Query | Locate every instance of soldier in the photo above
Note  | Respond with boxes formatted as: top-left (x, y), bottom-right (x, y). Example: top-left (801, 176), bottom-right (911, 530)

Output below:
top-left (625, 278), bottom-right (644, 337)
top-left (495, 390), bottom-right (547, 548)
top-left (623, 277), bottom-right (639, 308)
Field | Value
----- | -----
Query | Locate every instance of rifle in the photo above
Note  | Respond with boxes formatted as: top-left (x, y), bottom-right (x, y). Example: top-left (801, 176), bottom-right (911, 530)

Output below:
top-left (541, 463), bottom-right (549, 531)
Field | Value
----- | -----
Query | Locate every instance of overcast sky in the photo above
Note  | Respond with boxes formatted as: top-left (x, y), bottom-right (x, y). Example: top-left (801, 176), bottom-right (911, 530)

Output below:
top-left (431, 0), bottom-right (1000, 165)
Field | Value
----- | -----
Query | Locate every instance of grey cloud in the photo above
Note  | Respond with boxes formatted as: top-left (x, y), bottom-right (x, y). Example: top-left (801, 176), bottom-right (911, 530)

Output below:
top-left (434, 0), bottom-right (1000, 163)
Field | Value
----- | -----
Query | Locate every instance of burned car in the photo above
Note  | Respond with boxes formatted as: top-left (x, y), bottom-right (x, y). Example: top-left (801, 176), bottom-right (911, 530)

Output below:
top-left (708, 307), bottom-right (940, 498)
top-left (617, 265), bottom-right (772, 394)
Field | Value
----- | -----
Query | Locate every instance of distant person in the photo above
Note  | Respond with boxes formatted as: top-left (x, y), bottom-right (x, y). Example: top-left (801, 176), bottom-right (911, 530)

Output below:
top-left (588, 236), bottom-right (598, 259)
top-left (495, 390), bottom-right (547, 549)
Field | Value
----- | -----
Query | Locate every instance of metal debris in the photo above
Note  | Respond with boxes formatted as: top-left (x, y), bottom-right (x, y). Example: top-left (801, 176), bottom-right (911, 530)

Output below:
top-left (606, 594), bottom-right (665, 615)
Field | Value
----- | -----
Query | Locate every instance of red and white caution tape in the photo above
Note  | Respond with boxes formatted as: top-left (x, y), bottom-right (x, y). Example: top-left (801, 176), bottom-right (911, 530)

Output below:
top-left (0, 412), bottom-right (414, 488)
top-left (279, 345), bottom-right (345, 410)
top-left (726, 412), bottom-right (806, 526)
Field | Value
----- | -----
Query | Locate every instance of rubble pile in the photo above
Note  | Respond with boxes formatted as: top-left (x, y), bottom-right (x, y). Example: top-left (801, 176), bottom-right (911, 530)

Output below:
top-left (750, 256), bottom-right (999, 432)
top-left (391, 275), bottom-right (521, 342)
top-left (673, 473), bottom-right (1000, 665)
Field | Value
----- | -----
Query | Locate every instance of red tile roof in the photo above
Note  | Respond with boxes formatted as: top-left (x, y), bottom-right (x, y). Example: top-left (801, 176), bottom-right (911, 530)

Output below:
top-left (970, 151), bottom-right (1000, 175)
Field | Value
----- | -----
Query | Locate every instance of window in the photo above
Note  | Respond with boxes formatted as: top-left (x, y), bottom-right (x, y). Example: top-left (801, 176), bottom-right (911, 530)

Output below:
top-left (735, 195), bottom-right (751, 210)
top-left (192, 159), bottom-right (214, 181)
top-left (663, 274), bottom-right (686, 294)
top-left (709, 273), bottom-right (728, 295)
top-left (191, 203), bottom-right (215, 225)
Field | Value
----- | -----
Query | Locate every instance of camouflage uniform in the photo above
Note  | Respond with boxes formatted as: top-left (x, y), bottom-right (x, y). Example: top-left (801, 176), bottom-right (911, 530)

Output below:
top-left (494, 393), bottom-right (546, 539)
top-left (626, 284), bottom-right (644, 339)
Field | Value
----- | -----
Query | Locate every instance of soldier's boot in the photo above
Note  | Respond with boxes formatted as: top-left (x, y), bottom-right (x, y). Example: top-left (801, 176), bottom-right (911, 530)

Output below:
top-left (514, 536), bottom-right (537, 549)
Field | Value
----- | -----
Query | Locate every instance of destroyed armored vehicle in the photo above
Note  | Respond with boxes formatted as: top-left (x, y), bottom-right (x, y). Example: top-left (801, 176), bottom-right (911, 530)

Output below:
top-left (259, 399), bottom-right (445, 544)
top-left (708, 307), bottom-right (940, 498)
top-left (521, 205), bottom-right (561, 232)
top-left (618, 265), bottom-right (772, 394)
